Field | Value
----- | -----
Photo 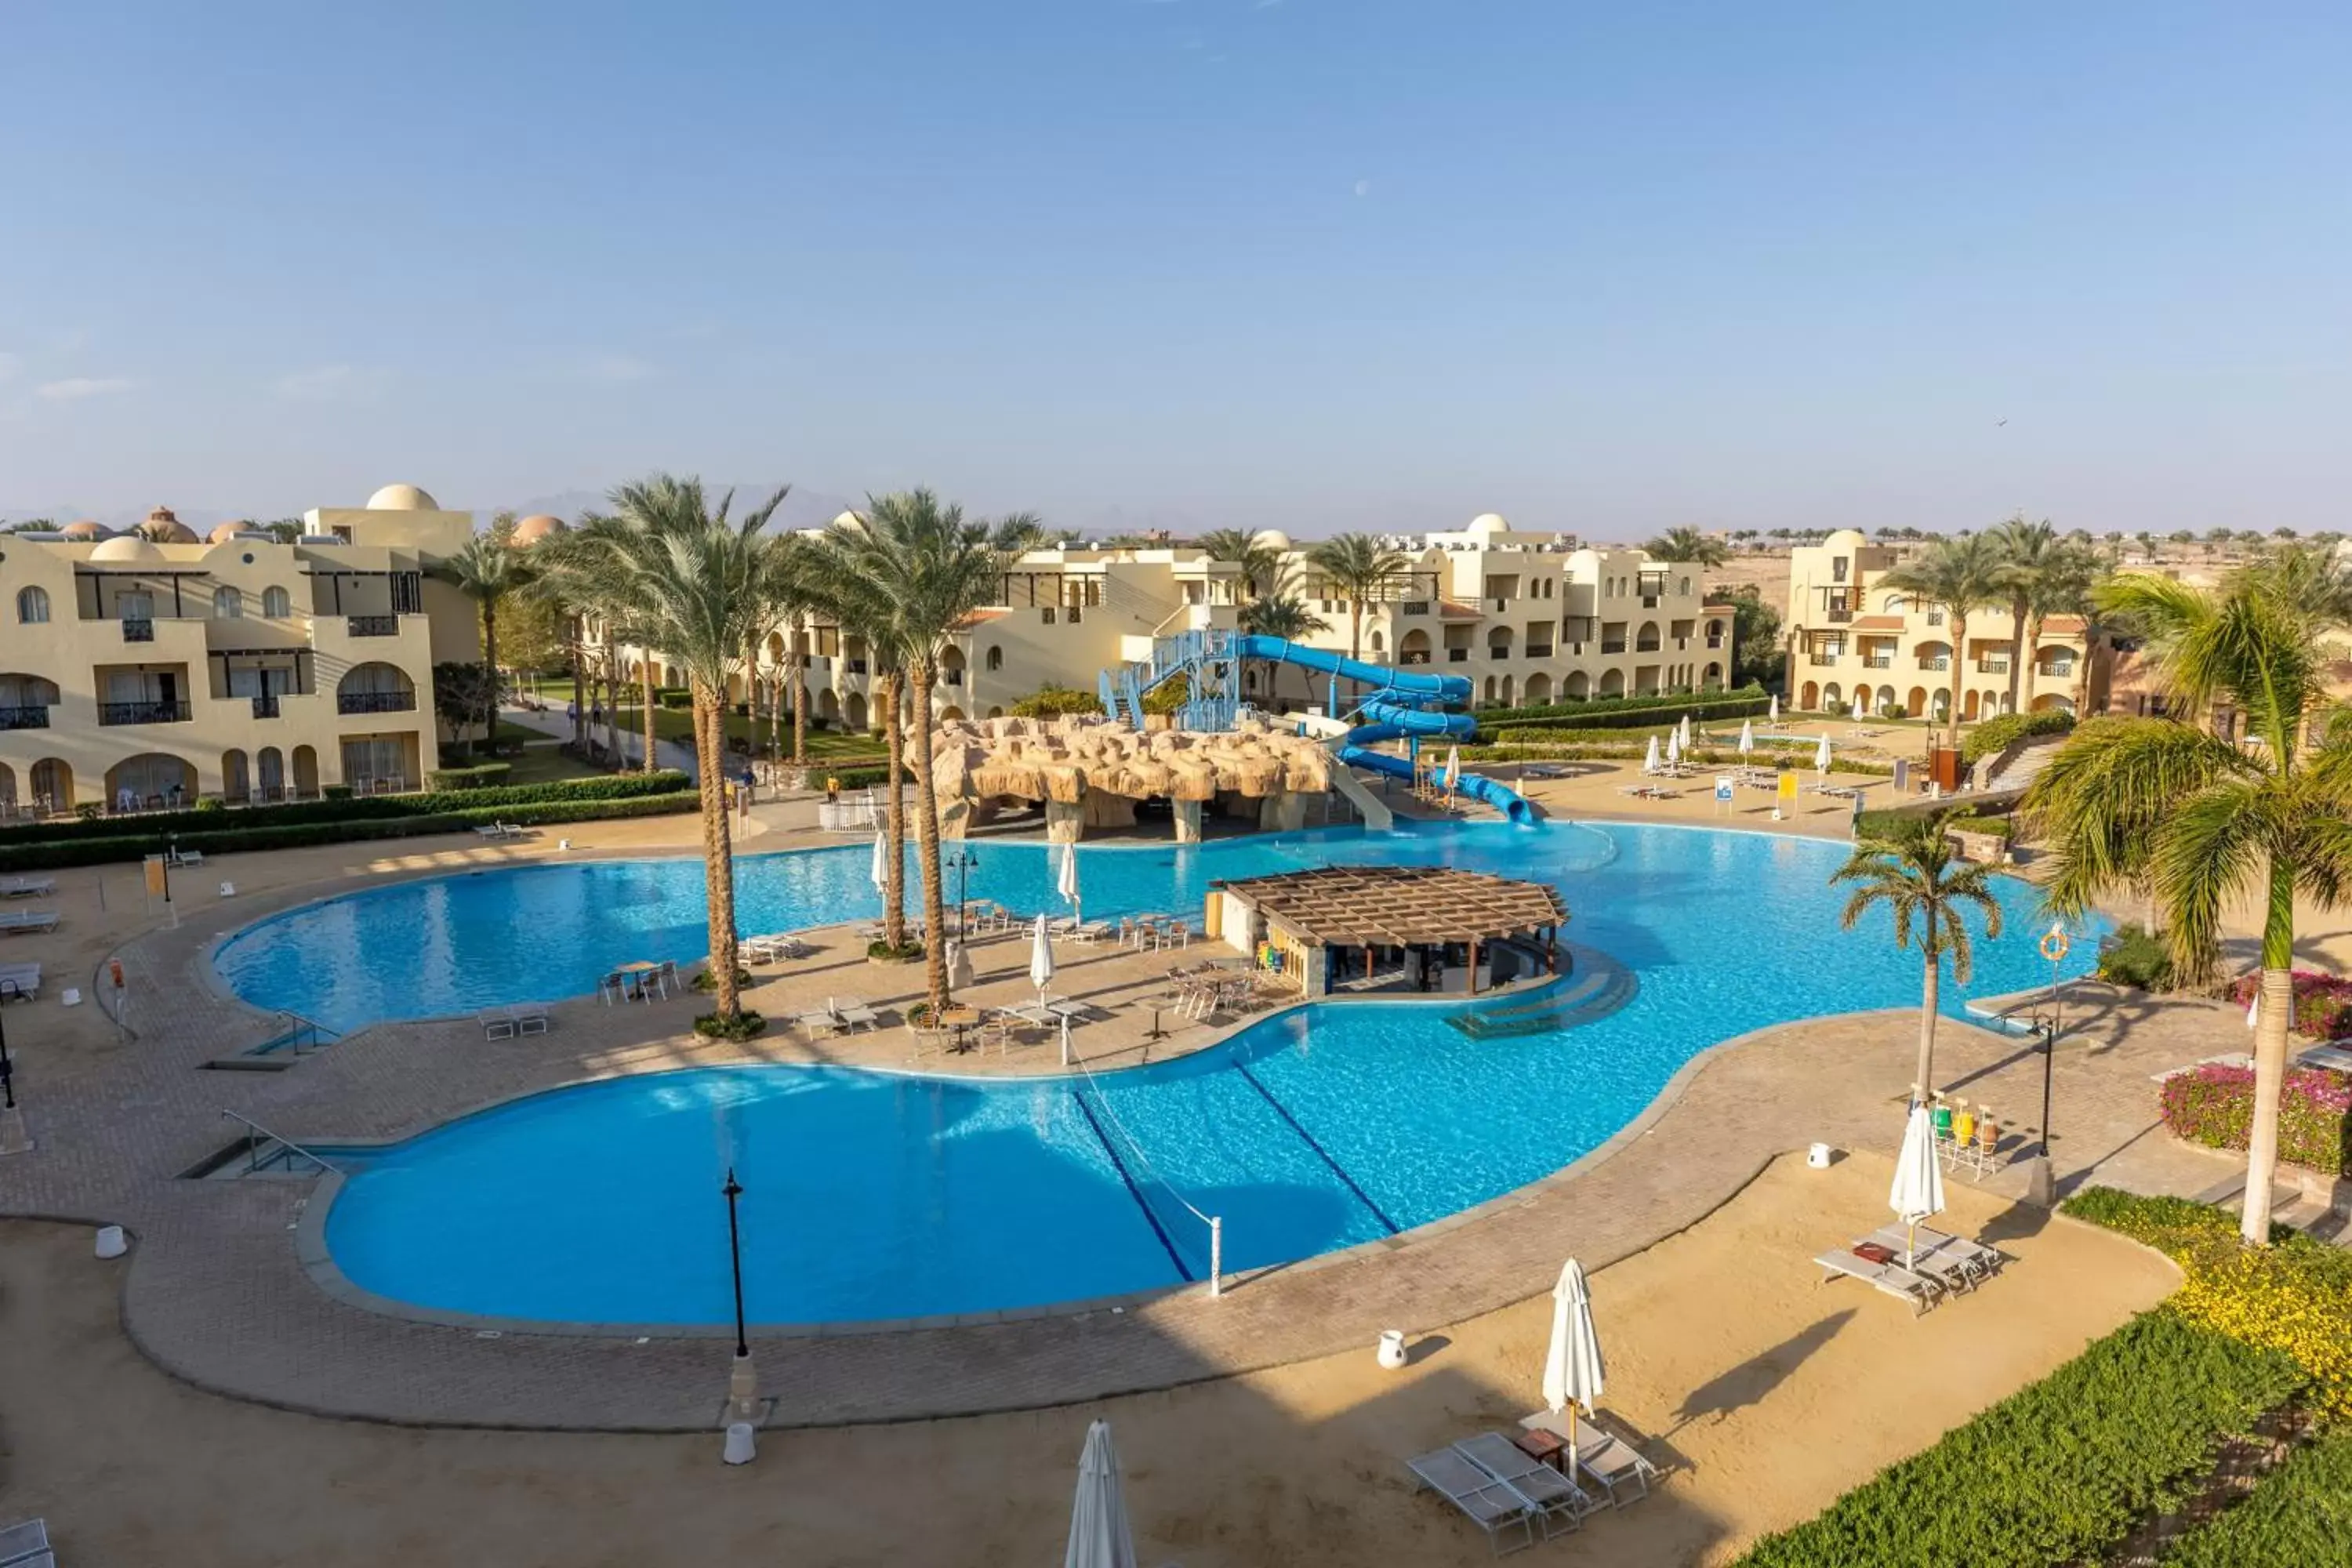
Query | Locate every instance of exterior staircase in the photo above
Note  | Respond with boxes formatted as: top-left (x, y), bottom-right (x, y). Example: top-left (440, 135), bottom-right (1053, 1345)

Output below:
top-left (1979, 735), bottom-right (2066, 793)
top-left (1096, 629), bottom-right (1242, 732)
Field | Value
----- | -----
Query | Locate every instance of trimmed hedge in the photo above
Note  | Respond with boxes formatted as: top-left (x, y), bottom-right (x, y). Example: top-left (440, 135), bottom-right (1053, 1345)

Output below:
top-left (2159, 1063), bottom-right (2352, 1178)
top-left (2097, 923), bottom-right (2173, 990)
top-left (2165, 1429), bottom-right (2352, 1566)
top-left (1465, 742), bottom-right (1895, 779)
top-left (0, 792), bottom-right (700, 870)
top-left (2064, 1187), bottom-right (2352, 1415)
top-left (1735, 1310), bottom-right (2304, 1568)
top-left (1479, 688), bottom-right (1769, 731)
top-left (426, 763), bottom-right (514, 790)
top-left (830, 764), bottom-right (911, 792)
top-left (1960, 708), bottom-right (2074, 766)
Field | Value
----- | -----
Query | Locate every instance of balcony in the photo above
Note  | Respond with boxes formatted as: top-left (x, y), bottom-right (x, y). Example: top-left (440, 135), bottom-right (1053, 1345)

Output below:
top-left (1825, 608), bottom-right (1854, 624)
top-left (347, 615), bottom-right (400, 637)
top-left (1448, 648), bottom-right (1469, 662)
top-left (1976, 659), bottom-right (2009, 674)
top-left (1600, 641), bottom-right (1627, 655)
top-left (251, 695), bottom-right (281, 719)
top-left (99, 699), bottom-right (192, 725)
top-left (1401, 601), bottom-right (1431, 616)
top-left (0, 705), bottom-right (50, 731)
top-left (1919, 658), bottom-right (1950, 672)
top-left (1707, 635), bottom-right (1724, 648)
top-left (337, 690), bottom-right (417, 715)
top-left (1401, 651), bottom-right (1432, 666)
top-left (121, 618), bottom-right (155, 643)
top-left (1809, 655), bottom-right (1840, 667)
top-left (2038, 661), bottom-right (2075, 679)
top-left (1635, 639), bottom-right (1661, 653)
top-left (1864, 656), bottom-right (1893, 670)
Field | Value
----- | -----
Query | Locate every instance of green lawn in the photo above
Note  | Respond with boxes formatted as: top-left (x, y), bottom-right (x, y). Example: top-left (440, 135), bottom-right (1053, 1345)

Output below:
top-left (525, 677), bottom-right (887, 760)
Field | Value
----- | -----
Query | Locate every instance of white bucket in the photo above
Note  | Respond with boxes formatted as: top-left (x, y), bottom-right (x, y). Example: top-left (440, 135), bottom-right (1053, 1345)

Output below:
top-left (722, 1421), bottom-right (757, 1465)
top-left (1377, 1329), bottom-right (1407, 1370)
top-left (95, 1225), bottom-right (128, 1259)
top-left (1807, 1142), bottom-right (1833, 1169)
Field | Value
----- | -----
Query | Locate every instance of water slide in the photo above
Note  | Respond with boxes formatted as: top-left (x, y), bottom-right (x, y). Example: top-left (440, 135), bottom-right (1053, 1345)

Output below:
top-left (1222, 636), bottom-right (1535, 824)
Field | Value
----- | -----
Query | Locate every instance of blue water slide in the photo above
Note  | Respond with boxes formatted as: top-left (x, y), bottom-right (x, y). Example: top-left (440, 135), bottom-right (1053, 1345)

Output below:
top-left (1357, 699), bottom-right (1477, 738)
top-left (1228, 636), bottom-right (1471, 704)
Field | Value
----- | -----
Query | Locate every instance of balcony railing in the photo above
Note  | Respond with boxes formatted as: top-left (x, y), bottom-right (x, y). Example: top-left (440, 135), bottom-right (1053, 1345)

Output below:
top-left (1863, 656), bottom-right (1893, 669)
top-left (1600, 641), bottom-right (1627, 655)
top-left (1487, 647), bottom-right (1511, 661)
top-left (1825, 608), bottom-right (1853, 623)
top-left (1448, 648), bottom-right (1469, 662)
top-left (347, 615), bottom-right (400, 637)
top-left (336, 689), bottom-right (416, 715)
top-left (1919, 658), bottom-right (1950, 672)
top-left (1976, 659), bottom-right (2009, 674)
top-left (251, 695), bottom-right (281, 719)
top-left (1809, 655), bottom-right (1840, 667)
top-left (1635, 640), bottom-right (1661, 653)
top-left (1400, 652), bottom-right (1432, 666)
top-left (121, 618), bottom-right (155, 643)
top-left (99, 699), bottom-right (192, 725)
top-left (1401, 601), bottom-right (1431, 616)
top-left (0, 705), bottom-right (50, 730)
top-left (2038, 661), bottom-right (2075, 678)
top-left (1526, 644), bottom-right (1555, 659)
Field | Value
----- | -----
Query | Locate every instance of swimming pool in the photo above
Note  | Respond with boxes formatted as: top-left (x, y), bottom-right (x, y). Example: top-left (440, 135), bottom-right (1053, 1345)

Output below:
top-left (245, 822), bottom-right (2096, 1329)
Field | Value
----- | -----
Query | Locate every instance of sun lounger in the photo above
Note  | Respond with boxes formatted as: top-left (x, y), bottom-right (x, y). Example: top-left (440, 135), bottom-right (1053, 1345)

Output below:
top-left (1454, 1432), bottom-right (1592, 1535)
top-left (510, 1001), bottom-right (550, 1035)
top-left (1521, 764), bottom-right (1568, 779)
top-left (472, 822), bottom-right (514, 839)
top-left (1405, 1446), bottom-right (1540, 1555)
top-left (0, 963), bottom-right (40, 1002)
top-left (0, 909), bottom-right (58, 935)
top-left (797, 1007), bottom-right (840, 1037)
top-left (831, 996), bottom-right (880, 1031)
top-left (477, 1007), bottom-right (517, 1040)
top-left (1515, 1411), bottom-right (1661, 1508)
top-left (1616, 785), bottom-right (1676, 800)
top-left (1870, 1223), bottom-right (2004, 1282)
top-left (2297, 1042), bottom-right (2352, 1073)
top-left (0, 878), bottom-right (54, 898)
top-left (165, 845), bottom-right (205, 867)
top-left (1862, 1228), bottom-right (1980, 1294)
top-left (0, 1518), bottom-right (51, 1568)
top-left (1817, 1248), bottom-right (1946, 1314)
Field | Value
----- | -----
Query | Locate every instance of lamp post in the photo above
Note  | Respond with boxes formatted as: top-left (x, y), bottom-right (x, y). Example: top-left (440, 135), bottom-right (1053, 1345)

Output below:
top-left (722, 1167), bottom-right (758, 1423)
top-left (949, 847), bottom-right (978, 934)
top-left (2024, 923), bottom-right (2070, 1207)
top-left (0, 995), bottom-right (28, 1156)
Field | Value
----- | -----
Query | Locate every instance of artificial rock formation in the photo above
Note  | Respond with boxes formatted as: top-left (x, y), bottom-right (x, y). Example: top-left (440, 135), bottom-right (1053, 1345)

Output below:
top-left (924, 714), bottom-right (1337, 843)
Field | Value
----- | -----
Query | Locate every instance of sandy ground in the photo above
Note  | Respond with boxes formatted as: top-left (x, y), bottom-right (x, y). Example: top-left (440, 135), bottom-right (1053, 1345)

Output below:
top-left (0, 1154), bottom-right (2177, 1568)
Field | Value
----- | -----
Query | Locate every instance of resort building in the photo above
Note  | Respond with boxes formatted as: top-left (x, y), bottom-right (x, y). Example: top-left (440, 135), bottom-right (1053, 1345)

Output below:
top-left (0, 485), bottom-right (481, 811)
top-left (1780, 528), bottom-right (2109, 721)
top-left (590, 512), bottom-right (1735, 734)
top-left (1208, 864), bottom-right (1569, 996)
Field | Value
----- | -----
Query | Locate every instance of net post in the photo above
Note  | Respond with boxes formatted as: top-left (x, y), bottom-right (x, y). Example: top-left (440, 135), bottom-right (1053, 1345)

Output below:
top-left (1209, 1215), bottom-right (1223, 1297)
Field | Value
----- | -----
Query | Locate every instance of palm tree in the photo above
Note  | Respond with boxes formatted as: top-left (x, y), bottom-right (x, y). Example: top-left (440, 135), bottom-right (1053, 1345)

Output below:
top-left (822, 491), bottom-right (1036, 1016)
top-left (2018, 543), bottom-right (2098, 714)
top-left (1642, 526), bottom-right (1730, 569)
top-left (758, 533), bottom-right (822, 767)
top-left (1197, 528), bottom-right (1280, 600)
top-left (803, 531), bottom-right (913, 952)
top-left (2027, 557), bottom-right (2352, 1243)
top-left (554, 475), bottom-right (789, 1029)
top-left (1237, 570), bottom-right (1331, 705)
top-left (1988, 516), bottom-right (2063, 714)
top-left (1881, 534), bottom-right (2005, 745)
top-left (1304, 532), bottom-right (1408, 665)
top-left (435, 533), bottom-right (534, 750)
top-left (1831, 812), bottom-right (2005, 1105)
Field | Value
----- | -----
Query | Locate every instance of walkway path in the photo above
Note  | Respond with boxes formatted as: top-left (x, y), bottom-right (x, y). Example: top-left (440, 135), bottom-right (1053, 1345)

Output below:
top-left (501, 702), bottom-right (702, 780)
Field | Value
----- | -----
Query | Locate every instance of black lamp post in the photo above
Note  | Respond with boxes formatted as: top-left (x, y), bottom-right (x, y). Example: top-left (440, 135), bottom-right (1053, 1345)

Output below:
top-left (2024, 925), bottom-right (2068, 1207)
top-left (949, 848), bottom-right (978, 933)
top-left (722, 1166), bottom-right (749, 1359)
top-left (1, 1000), bottom-right (14, 1111)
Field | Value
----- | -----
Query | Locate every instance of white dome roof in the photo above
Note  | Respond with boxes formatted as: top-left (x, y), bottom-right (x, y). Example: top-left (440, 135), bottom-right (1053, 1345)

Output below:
top-left (511, 514), bottom-right (567, 544)
top-left (89, 535), bottom-right (163, 563)
top-left (367, 483), bottom-right (440, 511)
top-left (1254, 528), bottom-right (1292, 551)
top-left (830, 510), bottom-right (862, 528)
top-left (1468, 513), bottom-right (1512, 535)
top-left (1825, 528), bottom-right (1868, 549)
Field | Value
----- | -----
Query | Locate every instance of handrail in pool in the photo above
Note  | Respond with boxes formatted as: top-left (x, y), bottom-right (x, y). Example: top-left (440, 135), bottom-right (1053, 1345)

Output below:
top-left (221, 1107), bottom-right (341, 1175)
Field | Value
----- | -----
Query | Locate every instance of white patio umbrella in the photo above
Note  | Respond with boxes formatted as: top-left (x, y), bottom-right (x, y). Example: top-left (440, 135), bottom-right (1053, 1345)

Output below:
top-left (1769, 693), bottom-right (1780, 723)
top-left (869, 828), bottom-right (890, 895)
top-left (1029, 914), bottom-right (1055, 1011)
top-left (1737, 719), bottom-right (1755, 757)
top-left (1058, 840), bottom-right (1083, 926)
top-left (1063, 1419), bottom-right (1139, 1568)
top-left (1665, 728), bottom-right (1682, 767)
top-left (1678, 713), bottom-right (1692, 750)
top-left (1889, 1103), bottom-right (1947, 1270)
top-left (2247, 989), bottom-right (2260, 1029)
top-left (1442, 745), bottom-right (1461, 793)
top-left (1541, 1258), bottom-right (1606, 1461)
top-left (1814, 734), bottom-right (1833, 777)
top-left (1642, 734), bottom-right (1662, 775)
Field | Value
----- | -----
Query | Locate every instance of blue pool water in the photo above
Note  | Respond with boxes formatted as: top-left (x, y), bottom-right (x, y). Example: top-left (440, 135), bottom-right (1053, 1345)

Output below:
top-left (234, 822), bottom-right (2098, 1327)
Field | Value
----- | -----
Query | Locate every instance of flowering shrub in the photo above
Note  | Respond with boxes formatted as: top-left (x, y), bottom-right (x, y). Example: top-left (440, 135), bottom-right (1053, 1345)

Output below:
top-left (2225, 969), bottom-right (2352, 1039)
top-left (2064, 1188), bottom-right (2352, 1417)
top-left (2160, 1064), bottom-right (2352, 1177)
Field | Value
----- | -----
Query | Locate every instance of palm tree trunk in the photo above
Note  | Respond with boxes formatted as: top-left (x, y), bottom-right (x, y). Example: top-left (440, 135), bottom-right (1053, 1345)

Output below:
top-left (879, 673), bottom-right (908, 949)
top-left (690, 688), bottom-right (743, 1019)
top-left (1946, 612), bottom-right (1966, 750)
top-left (907, 654), bottom-right (951, 1015)
top-left (2006, 593), bottom-right (2027, 716)
top-left (481, 601), bottom-right (500, 752)
top-left (2020, 612), bottom-right (2044, 713)
top-left (790, 646), bottom-right (808, 766)
top-left (602, 661), bottom-right (622, 764)
top-left (2241, 859), bottom-right (2296, 1245)
top-left (641, 659), bottom-right (659, 775)
top-left (1914, 951), bottom-right (1940, 1105)
top-left (568, 630), bottom-right (586, 750)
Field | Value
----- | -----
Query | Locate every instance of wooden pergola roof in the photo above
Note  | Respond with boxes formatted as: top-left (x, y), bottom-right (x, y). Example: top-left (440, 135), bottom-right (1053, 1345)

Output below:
top-left (1211, 865), bottom-right (1567, 948)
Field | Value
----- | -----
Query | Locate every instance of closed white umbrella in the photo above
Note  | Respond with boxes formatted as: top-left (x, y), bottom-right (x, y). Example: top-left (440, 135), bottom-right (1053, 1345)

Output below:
top-left (869, 828), bottom-right (889, 895)
top-left (1058, 840), bottom-right (1082, 927)
top-left (1443, 745), bottom-right (1461, 793)
top-left (1064, 1419), bottom-right (1139, 1568)
top-left (1889, 1103), bottom-right (1947, 1270)
top-left (1678, 713), bottom-right (1692, 750)
top-left (1769, 693), bottom-right (1780, 723)
top-left (1665, 728), bottom-right (1682, 767)
top-left (946, 939), bottom-right (974, 997)
top-left (1029, 914), bottom-right (1055, 1011)
top-left (1541, 1258), bottom-right (1606, 1461)
top-left (1737, 719), bottom-right (1755, 757)
top-left (1815, 734), bottom-right (1833, 777)
top-left (1642, 734), bottom-right (1661, 775)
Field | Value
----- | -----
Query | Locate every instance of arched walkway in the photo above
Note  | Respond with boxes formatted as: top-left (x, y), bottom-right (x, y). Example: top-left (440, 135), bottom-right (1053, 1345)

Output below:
top-left (1565, 671), bottom-right (1590, 699)
top-left (259, 746), bottom-right (287, 801)
top-left (1599, 669), bottom-right (1626, 697)
top-left (222, 749), bottom-right (250, 804)
top-left (292, 746), bottom-right (319, 797)
top-left (1523, 673), bottom-right (1553, 704)
top-left (105, 753), bottom-right (195, 811)
top-left (29, 757), bottom-right (71, 811)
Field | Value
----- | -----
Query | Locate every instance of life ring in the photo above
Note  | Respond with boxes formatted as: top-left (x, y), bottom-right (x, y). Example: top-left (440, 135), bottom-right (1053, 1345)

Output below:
top-left (2038, 928), bottom-right (2071, 962)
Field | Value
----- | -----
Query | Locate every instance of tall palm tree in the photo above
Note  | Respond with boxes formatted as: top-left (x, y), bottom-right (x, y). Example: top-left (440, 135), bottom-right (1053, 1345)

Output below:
top-left (553, 475), bottom-right (789, 1028)
top-left (1989, 516), bottom-right (2062, 714)
top-left (758, 533), bottom-right (822, 767)
top-left (1237, 570), bottom-right (1331, 705)
top-left (1642, 526), bottom-right (1730, 569)
top-left (1831, 812), bottom-right (2005, 1105)
top-left (802, 535), bottom-right (913, 952)
top-left (2017, 542), bottom-right (2098, 714)
top-left (434, 533), bottom-right (534, 750)
top-left (822, 491), bottom-right (1036, 1015)
top-left (1197, 528), bottom-right (1281, 601)
top-left (2027, 554), bottom-right (2352, 1243)
top-left (1304, 532), bottom-right (1408, 665)
top-left (1881, 534), bottom-right (2005, 745)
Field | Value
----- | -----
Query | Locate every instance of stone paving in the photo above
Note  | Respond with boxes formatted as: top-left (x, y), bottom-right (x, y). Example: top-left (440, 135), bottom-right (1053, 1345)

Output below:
top-left (0, 793), bottom-right (2270, 1433)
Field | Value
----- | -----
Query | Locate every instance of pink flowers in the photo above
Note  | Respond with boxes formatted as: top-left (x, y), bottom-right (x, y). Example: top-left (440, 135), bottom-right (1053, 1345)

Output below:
top-left (2227, 971), bottom-right (2352, 1041)
top-left (2161, 1062), bottom-right (2352, 1174)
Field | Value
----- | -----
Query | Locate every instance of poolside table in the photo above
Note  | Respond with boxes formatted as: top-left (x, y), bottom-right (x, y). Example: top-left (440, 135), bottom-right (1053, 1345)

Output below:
top-left (939, 1004), bottom-right (982, 1053)
top-left (616, 960), bottom-right (662, 1002)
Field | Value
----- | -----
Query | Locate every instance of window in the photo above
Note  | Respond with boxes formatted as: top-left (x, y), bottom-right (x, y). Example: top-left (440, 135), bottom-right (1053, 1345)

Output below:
top-left (1679, 577), bottom-right (1690, 596)
top-left (14, 586), bottom-right (47, 624)
top-left (212, 586), bottom-right (243, 619)
top-left (1370, 630), bottom-right (1385, 652)
top-left (262, 586), bottom-right (291, 618)
top-left (1927, 606), bottom-right (1945, 626)
top-left (984, 645), bottom-right (1003, 672)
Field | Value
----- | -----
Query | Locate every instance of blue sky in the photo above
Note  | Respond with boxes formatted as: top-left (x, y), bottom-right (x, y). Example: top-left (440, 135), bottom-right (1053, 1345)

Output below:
top-left (2, 2), bottom-right (2347, 536)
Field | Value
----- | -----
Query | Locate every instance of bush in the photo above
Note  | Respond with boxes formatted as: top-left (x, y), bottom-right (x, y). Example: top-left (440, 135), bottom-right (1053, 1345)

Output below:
top-left (2165, 1428), bottom-right (2352, 1566)
top-left (2158, 1063), bottom-right (2352, 1178)
top-left (194, 796), bottom-right (227, 814)
top-left (2063, 1187), bottom-right (2352, 1415)
top-left (693, 1010), bottom-right (767, 1040)
top-left (1735, 1310), bottom-right (2305, 1568)
top-left (323, 785), bottom-right (354, 801)
top-left (656, 687), bottom-right (693, 710)
top-left (1479, 688), bottom-right (1768, 732)
top-left (1961, 708), bottom-right (2075, 766)
top-left (1941, 813), bottom-right (2013, 840)
top-left (831, 764), bottom-right (909, 793)
top-left (2224, 969), bottom-right (2352, 1040)
top-left (2098, 923), bottom-right (2175, 990)
top-left (426, 763), bottom-right (514, 791)
top-left (1009, 684), bottom-right (1104, 719)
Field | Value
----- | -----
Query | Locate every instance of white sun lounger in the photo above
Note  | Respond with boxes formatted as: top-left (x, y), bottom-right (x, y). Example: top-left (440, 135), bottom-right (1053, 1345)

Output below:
top-left (0, 877), bottom-right (54, 898)
top-left (0, 1518), bottom-right (52, 1567)
top-left (0, 963), bottom-right (39, 1002)
top-left (1516, 1411), bottom-right (1661, 1507)
top-left (2296, 1042), bottom-right (2352, 1073)
top-left (1406, 1446), bottom-right (1540, 1555)
top-left (829, 997), bottom-right (880, 1031)
top-left (1866, 1224), bottom-right (2003, 1287)
top-left (0, 909), bottom-right (58, 935)
top-left (164, 845), bottom-right (205, 867)
top-left (797, 1007), bottom-right (840, 1037)
top-left (1816, 1249), bottom-right (1946, 1316)
top-left (1454, 1432), bottom-right (1592, 1536)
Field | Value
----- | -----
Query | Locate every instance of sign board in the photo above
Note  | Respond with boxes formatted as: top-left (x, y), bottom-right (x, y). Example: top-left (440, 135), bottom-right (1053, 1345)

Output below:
top-left (143, 855), bottom-right (167, 898)
top-left (1777, 771), bottom-right (1799, 808)
top-left (1712, 775), bottom-right (1734, 804)
top-left (1892, 757), bottom-right (1911, 794)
